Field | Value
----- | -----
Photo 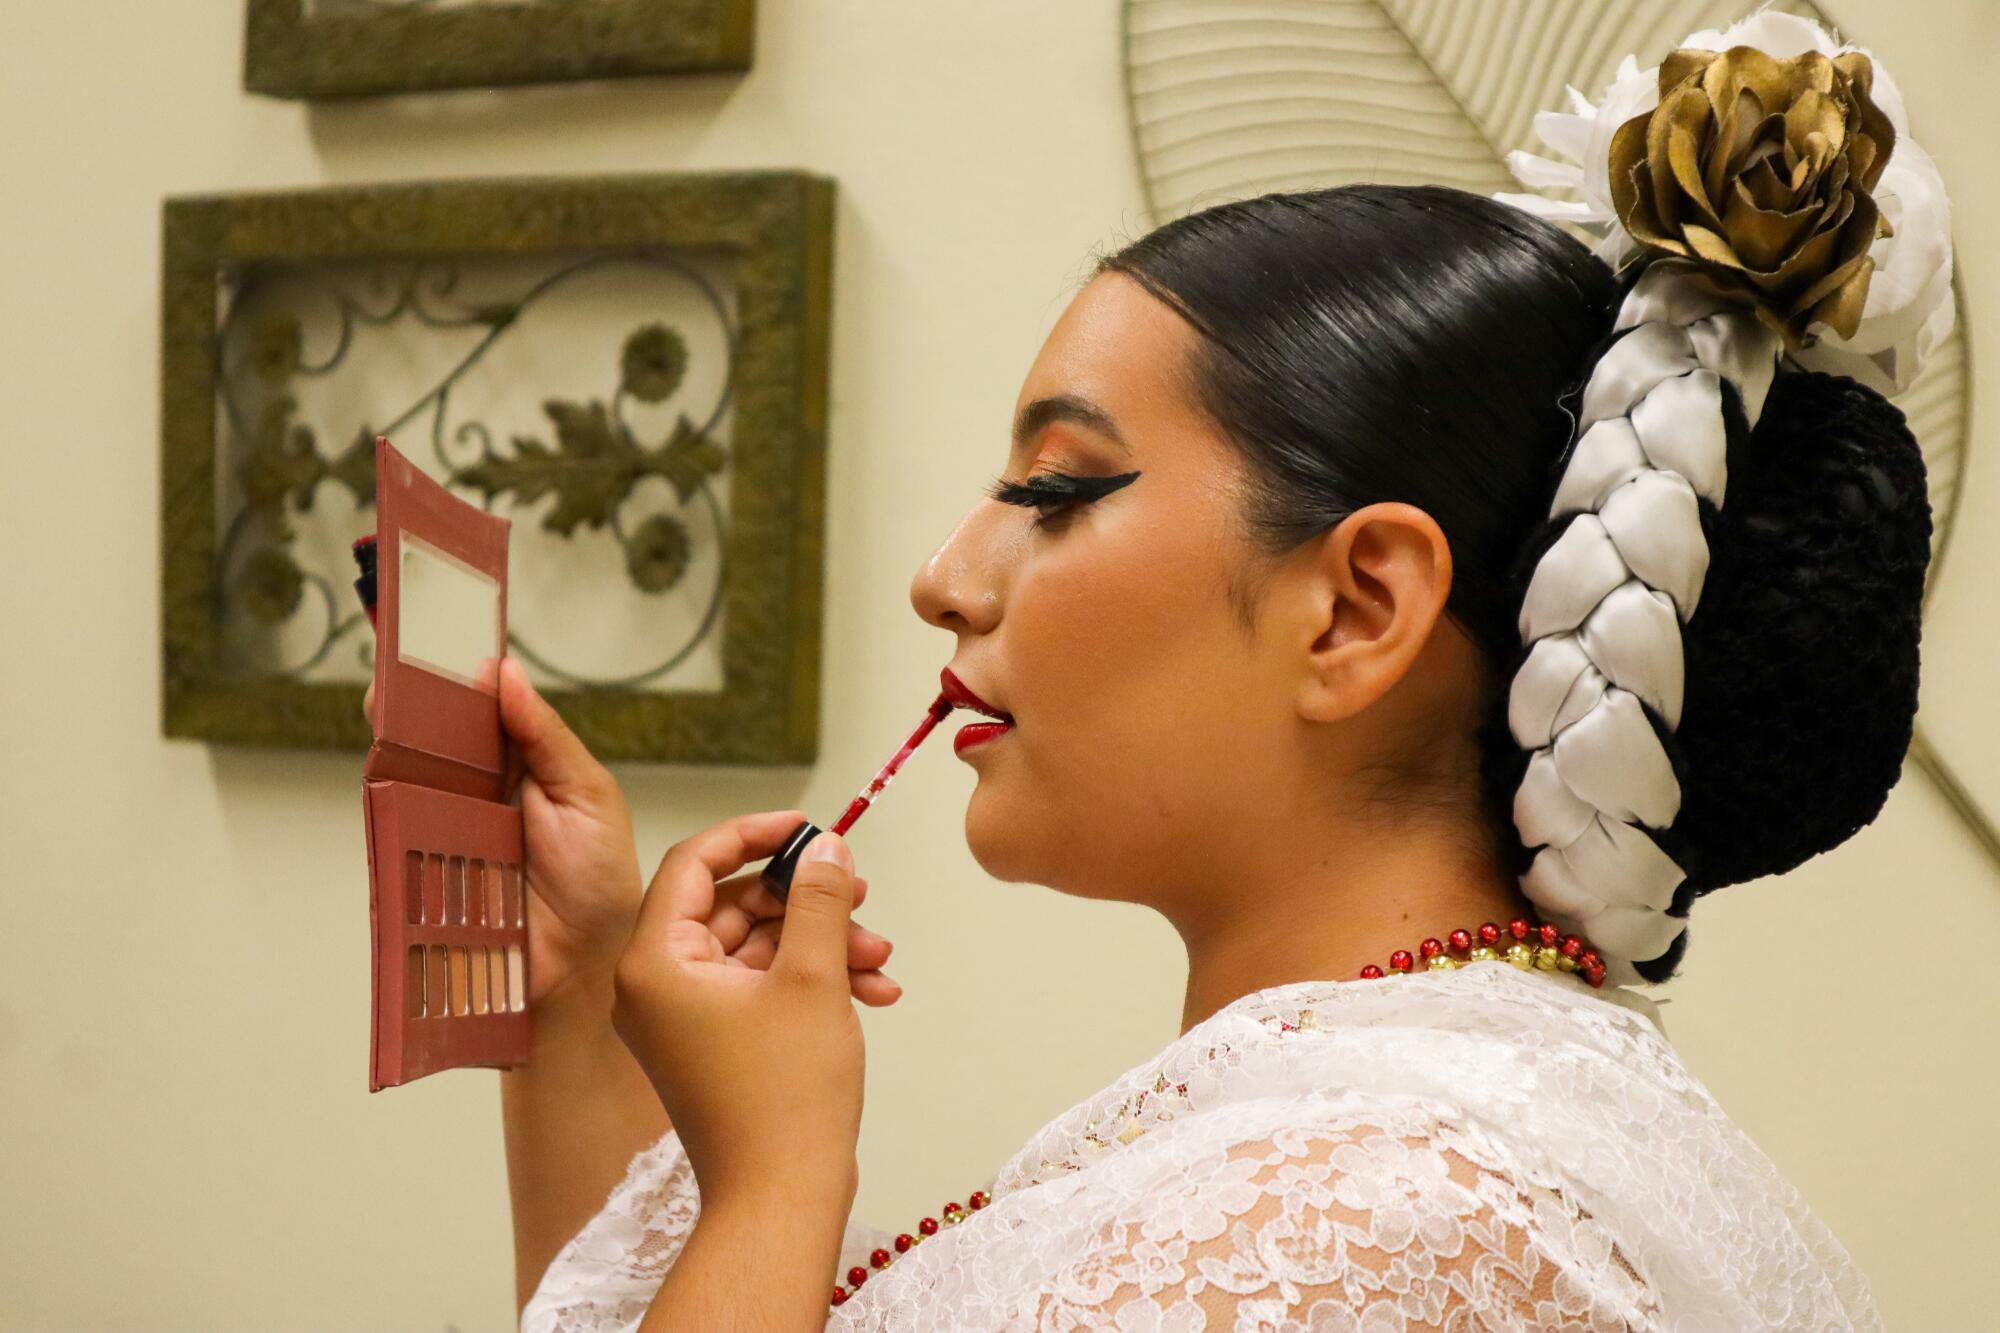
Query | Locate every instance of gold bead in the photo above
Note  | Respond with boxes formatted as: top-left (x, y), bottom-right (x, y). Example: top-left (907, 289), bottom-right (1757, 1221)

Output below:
top-left (1534, 946), bottom-right (1559, 970)
top-left (1426, 955), bottom-right (1459, 970)
top-left (1556, 953), bottom-right (1579, 972)
top-left (1468, 946), bottom-right (1498, 963)
top-left (943, 1208), bottom-right (966, 1226)
top-left (1507, 943), bottom-right (1533, 970)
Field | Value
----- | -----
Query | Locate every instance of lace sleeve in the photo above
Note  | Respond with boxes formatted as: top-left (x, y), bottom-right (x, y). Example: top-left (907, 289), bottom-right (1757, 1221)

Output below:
top-left (519, 1126), bottom-right (897, 1333)
top-left (1023, 1119), bottom-right (1659, 1333)
top-left (832, 1108), bottom-right (1662, 1332)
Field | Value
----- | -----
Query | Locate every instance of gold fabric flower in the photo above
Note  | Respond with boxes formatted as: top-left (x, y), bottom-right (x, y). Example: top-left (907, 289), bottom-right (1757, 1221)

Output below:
top-left (1608, 45), bottom-right (1896, 352)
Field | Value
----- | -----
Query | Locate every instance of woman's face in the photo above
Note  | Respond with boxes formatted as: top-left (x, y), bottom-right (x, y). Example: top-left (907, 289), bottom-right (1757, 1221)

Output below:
top-left (908, 272), bottom-right (1315, 910)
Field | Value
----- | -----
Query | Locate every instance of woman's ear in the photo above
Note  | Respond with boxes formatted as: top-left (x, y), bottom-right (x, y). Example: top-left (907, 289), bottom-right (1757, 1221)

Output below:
top-left (1293, 502), bottom-right (1453, 723)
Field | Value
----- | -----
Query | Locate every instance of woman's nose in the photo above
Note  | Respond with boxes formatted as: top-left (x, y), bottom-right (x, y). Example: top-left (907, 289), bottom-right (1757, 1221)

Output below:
top-left (909, 508), bottom-right (1004, 635)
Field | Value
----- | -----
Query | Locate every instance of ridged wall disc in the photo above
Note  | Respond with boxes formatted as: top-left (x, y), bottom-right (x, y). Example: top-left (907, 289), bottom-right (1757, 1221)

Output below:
top-left (1121, 0), bottom-right (1971, 596)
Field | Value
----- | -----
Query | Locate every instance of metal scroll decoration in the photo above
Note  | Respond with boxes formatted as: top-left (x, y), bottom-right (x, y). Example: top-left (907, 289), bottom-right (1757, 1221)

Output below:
top-left (1120, 0), bottom-right (1994, 864)
top-left (163, 172), bottom-right (834, 765)
top-left (217, 255), bottom-right (733, 692)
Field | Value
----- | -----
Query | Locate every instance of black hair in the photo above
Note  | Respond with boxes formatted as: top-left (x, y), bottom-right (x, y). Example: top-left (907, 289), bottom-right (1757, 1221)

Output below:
top-left (1095, 183), bottom-right (1930, 981)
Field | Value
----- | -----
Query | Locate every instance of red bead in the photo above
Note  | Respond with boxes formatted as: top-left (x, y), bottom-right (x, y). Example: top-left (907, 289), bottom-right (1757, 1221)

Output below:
top-left (832, 1286), bottom-right (849, 1306)
top-left (1478, 922), bottom-right (1501, 946)
top-left (1539, 923), bottom-right (1560, 947)
top-left (1509, 918), bottom-right (1530, 941)
top-left (969, 1191), bottom-right (989, 1209)
top-left (1420, 937), bottom-right (1443, 959)
top-left (871, 1248), bottom-right (892, 1269)
top-left (919, 1217), bottom-right (939, 1236)
top-left (943, 1201), bottom-right (961, 1216)
top-left (1389, 950), bottom-right (1413, 972)
top-left (1578, 949), bottom-right (1601, 971)
top-left (1560, 935), bottom-right (1583, 959)
top-left (1583, 964), bottom-right (1606, 987)
top-left (847, 1266), bottom-right (868, 1287)
top-left (1448, 929), bottom-right (1472, 952)
top-left (1359, 964), bottom-right (1383, 979)
top-left (894, 1233), bottom-right (915, 1253)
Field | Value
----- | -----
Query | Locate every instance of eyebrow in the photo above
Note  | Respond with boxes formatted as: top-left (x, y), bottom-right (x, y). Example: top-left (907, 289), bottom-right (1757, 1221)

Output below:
top-left (1012, 393), bottom-right (1131, 454)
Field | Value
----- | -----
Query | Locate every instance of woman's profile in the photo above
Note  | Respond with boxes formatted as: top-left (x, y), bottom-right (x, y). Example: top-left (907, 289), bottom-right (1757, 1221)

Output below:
top-left (377, 12), bottom-right (1949, 1330)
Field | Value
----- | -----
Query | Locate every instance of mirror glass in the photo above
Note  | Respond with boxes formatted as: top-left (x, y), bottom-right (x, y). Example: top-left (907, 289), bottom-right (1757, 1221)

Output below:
top-left (397, 533), bottom-right (502, 690)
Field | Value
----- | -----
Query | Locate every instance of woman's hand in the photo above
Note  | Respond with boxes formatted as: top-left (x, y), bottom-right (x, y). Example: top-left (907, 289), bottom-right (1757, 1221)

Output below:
top-left (366, 658), bottom-right (642, 1014)
top-left (612, 823), bottom-right (885, 1214)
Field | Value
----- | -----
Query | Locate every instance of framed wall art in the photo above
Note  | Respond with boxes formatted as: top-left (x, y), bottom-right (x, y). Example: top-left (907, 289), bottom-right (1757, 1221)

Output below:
top-left (161, 170), bottom-right (833, 764)
top-left (243, 0), bottom-right (755, 100)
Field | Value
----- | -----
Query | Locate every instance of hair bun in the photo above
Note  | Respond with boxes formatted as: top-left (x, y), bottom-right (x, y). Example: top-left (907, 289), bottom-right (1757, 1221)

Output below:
top-left (1670, 367), bottom-right (1930, 899)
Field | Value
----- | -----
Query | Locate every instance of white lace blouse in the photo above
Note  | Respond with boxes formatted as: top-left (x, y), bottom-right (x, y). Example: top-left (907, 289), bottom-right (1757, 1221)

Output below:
top-left (522, 961), bottom-right (1879, 1332)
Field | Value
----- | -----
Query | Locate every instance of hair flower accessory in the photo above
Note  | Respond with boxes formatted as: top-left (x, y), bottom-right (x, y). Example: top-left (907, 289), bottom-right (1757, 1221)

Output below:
top-left (1498, 8), bottom-right (1954, 395)
top-left (1608, 44), bottom-right (1892, 355)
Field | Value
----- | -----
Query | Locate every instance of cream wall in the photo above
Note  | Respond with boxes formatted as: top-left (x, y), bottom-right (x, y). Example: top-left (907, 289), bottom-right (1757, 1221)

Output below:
top-left (0, 1), bottom-right (1993, 1329)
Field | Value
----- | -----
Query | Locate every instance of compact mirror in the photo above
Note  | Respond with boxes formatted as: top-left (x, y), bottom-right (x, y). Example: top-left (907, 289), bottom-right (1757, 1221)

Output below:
top-left (397, 532), bottom-right (502, 691)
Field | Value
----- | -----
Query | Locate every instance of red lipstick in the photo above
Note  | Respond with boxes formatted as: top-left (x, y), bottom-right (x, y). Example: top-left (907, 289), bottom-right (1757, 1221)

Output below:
top-left (940, 667), bottom-right (1015, 755)
top-left (829, 693), bottom-right (953, 836)
top-left (760, 660), bottom-right (1024, 892)
top-left (758, 668), bottom-right (1016, 900)
top-left (759, 688), bottom-right (955, 901)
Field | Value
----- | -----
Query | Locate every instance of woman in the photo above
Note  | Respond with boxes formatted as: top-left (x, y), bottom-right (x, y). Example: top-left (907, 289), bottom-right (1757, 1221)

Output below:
top-left (422, 16), bottom-right (1946, 1330)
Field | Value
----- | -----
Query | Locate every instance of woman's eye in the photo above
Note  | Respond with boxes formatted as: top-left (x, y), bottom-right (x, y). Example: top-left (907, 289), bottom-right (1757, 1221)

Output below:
top-left (984, 470), bottom-right (1140, 529)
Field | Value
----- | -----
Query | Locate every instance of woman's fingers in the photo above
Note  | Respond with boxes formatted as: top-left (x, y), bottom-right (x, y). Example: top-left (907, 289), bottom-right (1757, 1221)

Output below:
top-left (644, 809), bottom-right (809, 925)
top-left (770, 834), bottom-right (857, 984)
top-left (849, 969), bottom-right (902, 1007)
top-left (497, 657), bottom-right (620, 809)
top-left (708, 872), bottom-right (869, 955)
top-left (728, 915), bottom-right (892, 973)
top-left (726, 923), bottom-right (899, 1005)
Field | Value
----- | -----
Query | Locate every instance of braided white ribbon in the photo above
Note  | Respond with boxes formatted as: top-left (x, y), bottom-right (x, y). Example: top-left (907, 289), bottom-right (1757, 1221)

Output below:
top-left (1491, 10), bottom-right (1954, 981)
top-left (1508, 261), bottom-right (1781, 983)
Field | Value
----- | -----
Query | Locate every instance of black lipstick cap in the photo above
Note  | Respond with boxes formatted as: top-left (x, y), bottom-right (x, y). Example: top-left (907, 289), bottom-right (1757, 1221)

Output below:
top-left (760, 819), bottom-right (824, 904)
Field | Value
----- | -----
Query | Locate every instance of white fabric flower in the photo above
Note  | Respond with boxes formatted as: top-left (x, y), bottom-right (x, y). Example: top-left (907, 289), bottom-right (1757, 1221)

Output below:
top-left (1495, 8), bottom-right (1954, 394)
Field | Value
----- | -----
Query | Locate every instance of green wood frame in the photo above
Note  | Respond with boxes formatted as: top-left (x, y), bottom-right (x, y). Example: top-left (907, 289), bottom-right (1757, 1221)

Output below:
top-left (162, 171), bottom-right (834, 764)
top-left (244, 0), bottom-right (754, 100)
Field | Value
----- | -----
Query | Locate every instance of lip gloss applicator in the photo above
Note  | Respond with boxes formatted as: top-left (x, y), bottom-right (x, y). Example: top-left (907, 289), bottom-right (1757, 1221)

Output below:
top-left (760, 692), bottom-right (955, 902)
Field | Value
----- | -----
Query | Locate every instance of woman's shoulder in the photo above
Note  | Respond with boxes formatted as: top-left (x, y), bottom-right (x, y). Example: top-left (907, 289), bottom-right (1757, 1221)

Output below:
top-left (980, 965), bottom-right (1878, 1331)
top-left (994, 965), bottom-right (1678, 1185)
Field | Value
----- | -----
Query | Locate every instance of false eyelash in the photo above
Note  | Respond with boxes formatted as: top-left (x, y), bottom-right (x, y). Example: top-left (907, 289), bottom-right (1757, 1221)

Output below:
top-left (985, 469), bottom-right (1141, 519)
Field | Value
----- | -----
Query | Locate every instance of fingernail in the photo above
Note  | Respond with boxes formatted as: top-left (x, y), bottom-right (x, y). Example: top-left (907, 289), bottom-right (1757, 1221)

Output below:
top-left (802, 831), bottom-right (852, 870)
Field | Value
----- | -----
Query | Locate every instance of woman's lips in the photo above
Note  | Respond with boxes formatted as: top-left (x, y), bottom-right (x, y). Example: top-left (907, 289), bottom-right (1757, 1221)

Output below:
top-left (952, 720), bottom-right (1012, 754)
top-left (940, 667), bottom-right (1013, 754)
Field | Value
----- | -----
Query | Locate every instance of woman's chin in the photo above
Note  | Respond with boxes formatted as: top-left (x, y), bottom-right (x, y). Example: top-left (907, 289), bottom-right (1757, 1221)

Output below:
top-left (960, 785), bottom-right (1042, 884)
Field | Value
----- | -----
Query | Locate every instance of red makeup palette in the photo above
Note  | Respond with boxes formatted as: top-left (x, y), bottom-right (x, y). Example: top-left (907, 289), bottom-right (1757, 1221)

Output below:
top-left (360, 436), bottom-right (528, 1091)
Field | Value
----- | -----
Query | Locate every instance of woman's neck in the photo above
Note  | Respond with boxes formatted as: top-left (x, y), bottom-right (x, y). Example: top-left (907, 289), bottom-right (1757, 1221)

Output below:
top-left (1169, 818), bottom-right (1529, 1035)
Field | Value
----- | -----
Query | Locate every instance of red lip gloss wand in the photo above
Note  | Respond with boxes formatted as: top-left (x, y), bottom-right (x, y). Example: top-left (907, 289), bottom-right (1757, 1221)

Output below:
top-left (760, 693), bottom-right (954, 902)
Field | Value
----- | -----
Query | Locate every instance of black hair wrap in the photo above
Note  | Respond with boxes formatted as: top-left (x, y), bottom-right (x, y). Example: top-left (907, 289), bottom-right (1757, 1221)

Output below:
top-left (1484, 348), bottom-right (1933, 983)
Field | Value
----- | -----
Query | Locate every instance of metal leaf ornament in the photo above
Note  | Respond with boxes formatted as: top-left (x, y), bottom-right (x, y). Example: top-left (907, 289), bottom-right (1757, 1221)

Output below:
top-left (234, 396), bottom-right (322, 538)
top-left (622, 323), bottom-right (689, 403)
top-left (236, 547), bottom-right (305, 625)
top-left (455, 397), bottom-right (727, 538)
top-left (457, 398), bottom-right (639, 537)
top-left (625, 513), bottom-right (693, 593)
